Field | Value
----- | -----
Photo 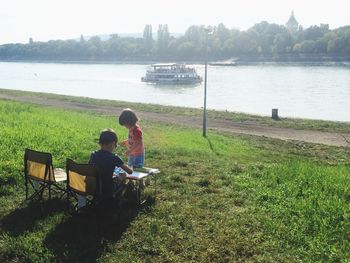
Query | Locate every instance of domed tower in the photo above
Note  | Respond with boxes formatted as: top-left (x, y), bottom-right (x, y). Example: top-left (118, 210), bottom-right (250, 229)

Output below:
top-left (286, 11), bottom-right (299, 32)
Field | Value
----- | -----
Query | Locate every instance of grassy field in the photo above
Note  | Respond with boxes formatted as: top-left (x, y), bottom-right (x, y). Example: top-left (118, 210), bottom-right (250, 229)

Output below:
top-left (1, 88), bottom-right (350, 133)
top-left (0, 98), bottom-right (349, 262)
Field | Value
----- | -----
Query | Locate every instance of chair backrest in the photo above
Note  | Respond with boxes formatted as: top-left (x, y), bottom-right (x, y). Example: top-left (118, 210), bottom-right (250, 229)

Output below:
top-left (66, 158), bottom-right (100, 196)
top-left (24, 148), bottom-right (55, 182)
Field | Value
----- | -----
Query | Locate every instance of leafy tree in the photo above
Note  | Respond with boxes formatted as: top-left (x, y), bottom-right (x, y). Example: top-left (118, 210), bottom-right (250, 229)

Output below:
top-left (292, 43), bottom-right (302, 53)
top-left (157, 24), bottom-right (170, 55)
top-left (314, 39), bottom-right (328, 53)
top-left (250, 22), bottom-right (282, 54)
top-left (273, 29), bottom-right (294, 53)
top-left (300, 40), bottom-right (316, 53)
top-left (303, 24), bottom-right (329, 41)
top-left (143, 24), bottom-right (153, 54)
top-left (0, 22), bottom-right (349, 61)
top-left (177, 41), bottom-right (196, 58)
top-left (214, 23), bottom-right (230, 43)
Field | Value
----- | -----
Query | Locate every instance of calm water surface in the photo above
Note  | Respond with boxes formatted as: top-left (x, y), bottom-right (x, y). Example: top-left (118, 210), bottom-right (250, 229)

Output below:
top-left (0, 62), bottom-right (349, 121)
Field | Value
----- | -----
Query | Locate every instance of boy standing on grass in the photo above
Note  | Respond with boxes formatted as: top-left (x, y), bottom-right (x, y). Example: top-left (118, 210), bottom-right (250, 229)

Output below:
top-left (119, 109), bottom-right (145, 168)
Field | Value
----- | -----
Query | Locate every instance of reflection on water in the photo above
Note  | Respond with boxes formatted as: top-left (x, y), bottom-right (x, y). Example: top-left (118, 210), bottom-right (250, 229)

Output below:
top-left (151, 83), bottom-right (200, 94)
top-left (0, 62), bottom-right (349, 121)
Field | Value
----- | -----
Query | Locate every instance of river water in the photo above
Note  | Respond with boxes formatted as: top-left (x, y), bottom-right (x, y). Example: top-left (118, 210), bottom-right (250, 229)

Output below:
top-left (0, 62), bottom-right (349, 121)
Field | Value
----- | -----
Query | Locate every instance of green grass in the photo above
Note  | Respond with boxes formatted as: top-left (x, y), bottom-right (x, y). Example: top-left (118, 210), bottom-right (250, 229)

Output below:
top-left (254, 162), bottom-right (350, 261)
top-left (0, 99), bottom-right (349, 262)
top-left (1, 88), bottom-right (350, 133)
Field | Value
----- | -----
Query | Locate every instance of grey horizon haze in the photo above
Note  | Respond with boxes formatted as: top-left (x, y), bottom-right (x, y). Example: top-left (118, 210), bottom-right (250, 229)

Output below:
top-left (1, 0), bottom-right (349, 44)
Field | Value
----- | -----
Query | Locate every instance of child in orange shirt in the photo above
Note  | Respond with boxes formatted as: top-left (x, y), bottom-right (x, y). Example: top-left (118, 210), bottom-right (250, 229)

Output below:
top-left (119, 108), bottom-right (144, 168)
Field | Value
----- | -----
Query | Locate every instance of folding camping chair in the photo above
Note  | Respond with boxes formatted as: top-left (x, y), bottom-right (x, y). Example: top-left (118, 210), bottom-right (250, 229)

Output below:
top-left (66, 158), bottom-right (101, 212)
top-left (24, 148), bottom-right (67, 201)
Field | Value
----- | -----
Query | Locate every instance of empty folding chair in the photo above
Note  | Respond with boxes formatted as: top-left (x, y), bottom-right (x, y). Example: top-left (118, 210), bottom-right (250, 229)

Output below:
top-left (24, 148), bottom-right (67, 201)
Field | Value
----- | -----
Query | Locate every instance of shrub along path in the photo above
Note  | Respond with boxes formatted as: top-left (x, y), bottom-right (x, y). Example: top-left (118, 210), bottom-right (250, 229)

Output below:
top-left (0, 92), bottom-right (349, 147)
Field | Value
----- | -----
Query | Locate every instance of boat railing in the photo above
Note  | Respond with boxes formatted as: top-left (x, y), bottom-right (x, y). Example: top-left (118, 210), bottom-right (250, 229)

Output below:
top-left (149, 68), bottom-right (197, 74)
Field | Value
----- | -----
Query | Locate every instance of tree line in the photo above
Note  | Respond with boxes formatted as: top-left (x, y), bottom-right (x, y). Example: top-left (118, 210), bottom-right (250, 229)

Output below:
top-left (0, 22), bottom-right (349, 61)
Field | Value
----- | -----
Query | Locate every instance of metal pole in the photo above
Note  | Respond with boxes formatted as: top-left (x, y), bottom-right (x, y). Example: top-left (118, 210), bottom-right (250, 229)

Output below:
top-left (203, 60), bottom-right (207, 137)
top-left (203, 32), bottom-right (208, 137)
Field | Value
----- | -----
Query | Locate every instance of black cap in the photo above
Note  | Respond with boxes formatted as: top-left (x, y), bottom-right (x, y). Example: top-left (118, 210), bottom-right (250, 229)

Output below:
top-left (98, 129), bottom-right (117, 144)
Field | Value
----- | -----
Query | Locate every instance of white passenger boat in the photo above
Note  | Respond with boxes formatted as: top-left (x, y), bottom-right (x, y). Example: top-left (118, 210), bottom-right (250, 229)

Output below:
top-left (141, 63), bottom-right (202, 85)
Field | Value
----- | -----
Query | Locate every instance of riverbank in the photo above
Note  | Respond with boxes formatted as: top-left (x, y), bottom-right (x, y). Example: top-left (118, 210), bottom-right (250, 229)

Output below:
top-left (0, 98), bottom-right (349, 262)
top-left (1, 89), bottom-right (350, 146)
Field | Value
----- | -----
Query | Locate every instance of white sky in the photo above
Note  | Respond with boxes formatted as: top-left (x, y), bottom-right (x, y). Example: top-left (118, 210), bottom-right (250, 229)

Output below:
top-left (1, 0), bottom-right (349, 44)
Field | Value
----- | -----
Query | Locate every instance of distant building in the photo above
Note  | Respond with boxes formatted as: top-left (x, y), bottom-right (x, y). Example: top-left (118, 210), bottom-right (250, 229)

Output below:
top-left (286, 11), bottom-right (299, 32)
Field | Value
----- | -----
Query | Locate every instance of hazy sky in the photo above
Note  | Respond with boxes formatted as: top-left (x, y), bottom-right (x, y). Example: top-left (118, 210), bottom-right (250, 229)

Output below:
top-left (1, 0), bottom-right (349, 44)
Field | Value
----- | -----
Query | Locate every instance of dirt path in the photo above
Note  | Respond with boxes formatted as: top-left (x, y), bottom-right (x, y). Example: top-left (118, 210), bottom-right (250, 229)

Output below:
top-left (1, 93), bottom-right (349, 147)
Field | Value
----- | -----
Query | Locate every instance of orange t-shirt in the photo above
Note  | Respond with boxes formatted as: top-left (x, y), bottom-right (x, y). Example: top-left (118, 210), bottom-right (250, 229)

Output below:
top-left (128, 124), bottom-right (144, 156)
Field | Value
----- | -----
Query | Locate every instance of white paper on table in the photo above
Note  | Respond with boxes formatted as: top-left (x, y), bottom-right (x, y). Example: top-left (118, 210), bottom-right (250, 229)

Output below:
top-left (126, 171), bottom-right (149, 180)
top-left (148, 168), bottom-right (160, 174)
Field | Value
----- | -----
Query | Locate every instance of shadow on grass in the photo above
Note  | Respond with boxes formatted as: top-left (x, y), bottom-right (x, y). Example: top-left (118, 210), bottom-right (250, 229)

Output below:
top-left (1, 198), bottom-right (67, 237)
top-left (1, 194), bottom-right (153, 262)
top-left (43, 200), bottom-right (146, 262)
top-left (206, 137), bottom-right (220, 156)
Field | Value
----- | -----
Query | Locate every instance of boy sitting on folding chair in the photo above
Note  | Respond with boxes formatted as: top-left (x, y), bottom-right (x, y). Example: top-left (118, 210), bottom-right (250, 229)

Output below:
top-left (77, 129), bottom-right (133, 208)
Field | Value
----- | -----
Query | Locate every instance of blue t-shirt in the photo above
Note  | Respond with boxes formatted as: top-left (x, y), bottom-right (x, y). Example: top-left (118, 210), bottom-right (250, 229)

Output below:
top-left (89, 150), bottom-right (124, 198)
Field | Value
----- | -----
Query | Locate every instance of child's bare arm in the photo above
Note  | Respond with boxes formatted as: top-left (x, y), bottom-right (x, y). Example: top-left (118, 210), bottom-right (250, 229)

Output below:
top-left (121, 164), bottom-right (133, 174)
top-left (120, 139), bottom-right (128, 146)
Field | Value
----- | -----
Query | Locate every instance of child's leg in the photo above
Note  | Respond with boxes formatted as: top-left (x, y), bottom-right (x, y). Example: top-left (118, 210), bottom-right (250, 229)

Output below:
top-left (128, 154), bottom-right (144, 168)
top-left (127, 156), bottom-right (134, 168)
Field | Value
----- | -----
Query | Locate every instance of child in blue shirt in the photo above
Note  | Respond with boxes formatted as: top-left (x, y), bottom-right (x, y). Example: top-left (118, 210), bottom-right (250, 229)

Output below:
top-left (78, 129), bottom-right (133, 208)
